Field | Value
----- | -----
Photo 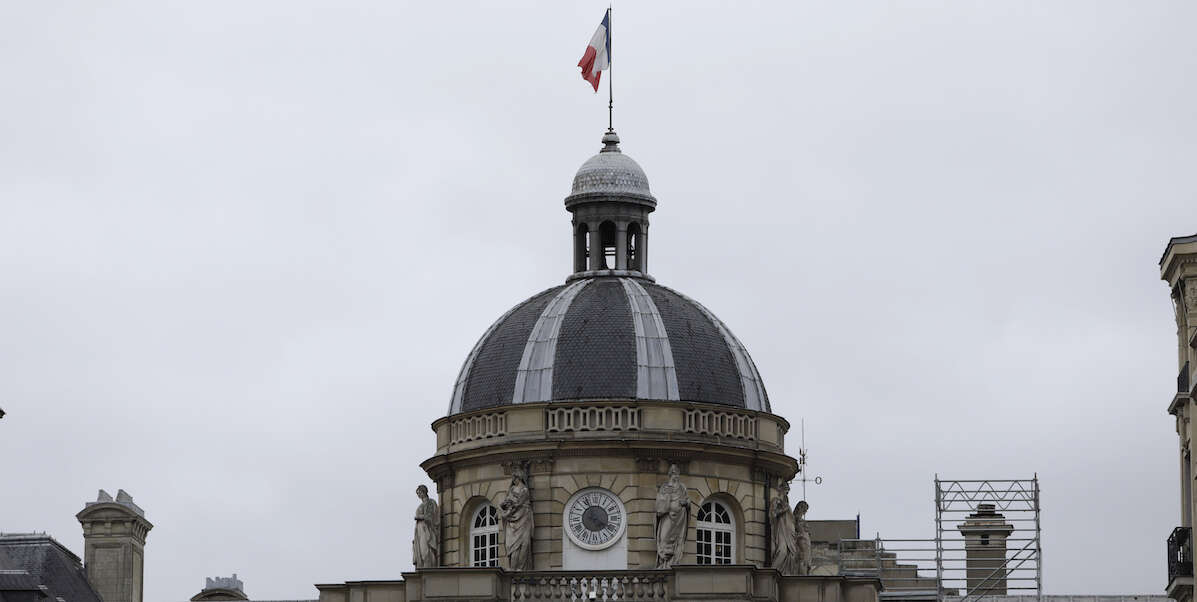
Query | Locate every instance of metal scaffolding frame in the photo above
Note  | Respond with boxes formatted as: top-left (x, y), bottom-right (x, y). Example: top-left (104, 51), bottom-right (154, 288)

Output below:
top-left (935, 475), bottom-right (1042, 601)
top-left (837, 476), bottom-right (1041, 602)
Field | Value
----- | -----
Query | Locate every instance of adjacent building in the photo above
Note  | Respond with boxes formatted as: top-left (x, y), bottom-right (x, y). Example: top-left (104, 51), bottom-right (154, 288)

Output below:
top-left (1163, 234), bottom-right (1197, 602)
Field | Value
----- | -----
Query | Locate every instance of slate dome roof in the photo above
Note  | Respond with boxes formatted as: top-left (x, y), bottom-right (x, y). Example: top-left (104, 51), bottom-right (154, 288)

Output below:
top-left (447, 277), bottom-right (770, 415)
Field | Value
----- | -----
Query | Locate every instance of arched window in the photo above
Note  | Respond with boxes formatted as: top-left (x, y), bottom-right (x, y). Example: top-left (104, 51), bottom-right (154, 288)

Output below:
top-left (599, 221), bottom-right (617, 270)
top-left (626, 222), bottom-right (641, 271)
top-left (696, 500), bottom-right (735, 565)
top-left (470, 504), bottom-right (500, 567)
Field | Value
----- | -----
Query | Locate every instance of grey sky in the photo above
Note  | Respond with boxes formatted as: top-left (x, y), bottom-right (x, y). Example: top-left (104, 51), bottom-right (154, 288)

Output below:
top-left (1, 1), bottom-right (1192, 597)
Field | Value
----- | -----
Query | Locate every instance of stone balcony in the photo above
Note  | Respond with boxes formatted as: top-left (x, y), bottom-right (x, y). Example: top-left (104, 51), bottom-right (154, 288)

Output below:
top-left (316, 566), bottom-right (882, 602)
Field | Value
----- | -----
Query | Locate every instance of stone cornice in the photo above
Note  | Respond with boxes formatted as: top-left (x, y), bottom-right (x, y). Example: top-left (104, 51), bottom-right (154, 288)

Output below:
top-left (1161, 242), bottom-right (1197, 284)
top-left (432, 399), bottom-right (791, 435)
top-left (420, 437), bottom-right (799, 482)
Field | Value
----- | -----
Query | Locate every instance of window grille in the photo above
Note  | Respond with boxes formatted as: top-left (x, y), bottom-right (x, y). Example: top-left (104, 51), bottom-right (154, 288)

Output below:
top-left (696, 500), bottom-right (735, 565)
top-left (471, 504), bottom-right (500, 567)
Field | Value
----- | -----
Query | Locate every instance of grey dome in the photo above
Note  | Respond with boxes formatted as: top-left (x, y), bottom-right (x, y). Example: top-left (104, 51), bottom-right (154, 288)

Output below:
top-left (447, 277), bottom-right (769, 415)
top-left (567, 131), bottom-right (655, 204)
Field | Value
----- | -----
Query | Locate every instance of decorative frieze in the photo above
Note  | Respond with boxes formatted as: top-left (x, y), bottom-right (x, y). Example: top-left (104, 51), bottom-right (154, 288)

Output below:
top-left (546, 405), bottom-right (641, 433)
top-left (683, 408), bottom-right (758, 440)
top-left (450, 411), bottom-right (507, 445)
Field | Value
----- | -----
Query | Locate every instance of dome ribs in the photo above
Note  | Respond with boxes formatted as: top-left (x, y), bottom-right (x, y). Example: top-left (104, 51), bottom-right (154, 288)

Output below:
top-left (619, 278), bottom-right (680, 400)
top-left (646, 284), bottom-right (746, 408)
top-left (512, 280), bottom-right (592, 403)
top-left (458, 286), bottom-right (563, 413)
top-left (449, 279), bottom-right (771, 415)
top-left (551, 279), bottom-right (636, 400)
top-left (654, 285), bottom-right (770, 412)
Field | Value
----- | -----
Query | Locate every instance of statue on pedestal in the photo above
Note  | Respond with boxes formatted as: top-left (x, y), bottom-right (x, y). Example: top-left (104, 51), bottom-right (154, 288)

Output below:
top-left (412, 485), bottom-right (440, 568)
top-left (770, 481), bottom-right (799, 575)
top-left (655, 464), bottom-right (690, 568)
top-left (795, 500), bottom-right (812, 576)
top-left (501, 466), bottom-right (534, 571)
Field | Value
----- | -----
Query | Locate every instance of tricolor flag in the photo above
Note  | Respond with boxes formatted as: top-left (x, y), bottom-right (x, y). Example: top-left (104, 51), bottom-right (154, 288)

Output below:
top-left (577, 10), bottom-right (610, 92)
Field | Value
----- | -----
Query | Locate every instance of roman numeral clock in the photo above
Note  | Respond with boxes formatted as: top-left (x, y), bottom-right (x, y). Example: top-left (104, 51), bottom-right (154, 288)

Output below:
top-left (565, 488), bottom-right (626, 550)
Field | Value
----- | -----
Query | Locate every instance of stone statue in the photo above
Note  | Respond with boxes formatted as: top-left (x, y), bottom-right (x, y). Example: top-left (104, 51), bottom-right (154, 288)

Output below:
top-left (794, 500), bottom-right (812, 576)
top-left (500, 466), bottom-right (534, 571)
top-left (655, 464), bottom-right (690, 568)
top-left (412, 484), bottom-right (440, 568)
top-left (770, 481), bottom-right (799, 575)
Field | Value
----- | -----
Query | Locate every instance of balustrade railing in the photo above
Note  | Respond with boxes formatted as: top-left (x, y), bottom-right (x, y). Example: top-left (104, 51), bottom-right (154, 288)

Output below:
top-left (683, 408), bottom-right (757, 440)
top-left (449, 411), bottom-right (506, 445)
top-left (510, 571), bottom-right (669, 601)
top-left (546, 405), bottom-right (642, 434)
top-left (1169, 526), bottom-right (1192, 583)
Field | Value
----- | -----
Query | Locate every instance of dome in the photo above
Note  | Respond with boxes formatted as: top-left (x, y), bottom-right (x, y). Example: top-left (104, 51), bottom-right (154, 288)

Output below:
top-left (447, 277), bottom-right (769, 415)
top-left (566, 131), bottom-right (656, 205)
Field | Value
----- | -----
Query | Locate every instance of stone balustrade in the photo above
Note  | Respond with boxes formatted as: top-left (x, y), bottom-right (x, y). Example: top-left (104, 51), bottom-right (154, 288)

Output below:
top-left (434, 400), bottom-right (788, 455)
top-left (448, 411), bottom-right (507, 445)
top-left (682, 407), bottom-right (757, 440)
top-left (317, 566), bottom-right (881, 602)
top-left (545, 405), bottom-right (641, 434)
top-left (511, 570), bottom-right (668, 600)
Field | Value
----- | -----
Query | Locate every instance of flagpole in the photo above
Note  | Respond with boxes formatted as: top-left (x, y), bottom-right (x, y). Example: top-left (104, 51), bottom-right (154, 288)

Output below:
top-left (607, 4), bottom-right (613, 131)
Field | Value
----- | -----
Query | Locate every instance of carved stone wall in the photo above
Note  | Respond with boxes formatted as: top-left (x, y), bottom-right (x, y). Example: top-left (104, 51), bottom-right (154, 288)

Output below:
top-left (433, 449), bottom-right (779, 570)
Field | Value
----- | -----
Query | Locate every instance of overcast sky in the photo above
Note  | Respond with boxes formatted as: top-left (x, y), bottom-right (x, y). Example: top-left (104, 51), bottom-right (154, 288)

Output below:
top-left (1, 1), bottom-right (1193, 597)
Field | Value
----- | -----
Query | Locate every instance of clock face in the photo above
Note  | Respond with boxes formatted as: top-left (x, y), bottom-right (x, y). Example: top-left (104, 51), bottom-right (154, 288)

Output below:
top-left (564, 488), bottom-right (626, 550)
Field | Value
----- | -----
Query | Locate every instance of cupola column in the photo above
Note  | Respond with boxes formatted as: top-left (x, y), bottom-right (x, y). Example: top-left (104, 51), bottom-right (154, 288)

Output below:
top-left (573, 224), bottom-right (588, 273)
top-left (588, 224), bottom-right (604, 270)
top-left (615, 222), bottom-right (628, 270)
top-left (638, 226), bottom-right (648, 274)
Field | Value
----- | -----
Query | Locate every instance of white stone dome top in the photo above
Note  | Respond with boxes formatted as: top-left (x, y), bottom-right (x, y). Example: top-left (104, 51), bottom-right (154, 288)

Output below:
top-left (566, 130), bottom-right (655, 204)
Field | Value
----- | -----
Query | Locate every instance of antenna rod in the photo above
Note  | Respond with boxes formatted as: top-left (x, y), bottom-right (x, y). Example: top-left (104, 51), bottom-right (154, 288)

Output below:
top-left (607, 5), bottom-right (613, 131)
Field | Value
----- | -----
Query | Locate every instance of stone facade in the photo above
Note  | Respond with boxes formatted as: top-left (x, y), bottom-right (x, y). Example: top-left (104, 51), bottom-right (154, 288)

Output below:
top-left (1165, 234), bottom-right (1197, 602)
top-left (422, 400), bottom-right (794, 572)
top-left (315, 567), bottom-right (882, 602)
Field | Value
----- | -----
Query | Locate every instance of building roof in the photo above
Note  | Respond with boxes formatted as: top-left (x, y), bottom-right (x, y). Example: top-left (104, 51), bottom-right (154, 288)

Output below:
top-left (447, 277), bottom-right (770, 415)
top-left (1160, 233), bottom-right (1197, 266)
top-left (0, 535), bottom-right (101, 602)
top-left (0, 572), bottom-right (43, 591)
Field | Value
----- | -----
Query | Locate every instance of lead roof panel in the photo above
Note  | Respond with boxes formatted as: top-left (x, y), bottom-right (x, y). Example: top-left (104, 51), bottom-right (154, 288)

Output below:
top-left (459, 286), bottom-right (562, 412)
top-left (552, 279), bottom-right (636, 400)
top-left (646, 284), bottom-right (744, 407)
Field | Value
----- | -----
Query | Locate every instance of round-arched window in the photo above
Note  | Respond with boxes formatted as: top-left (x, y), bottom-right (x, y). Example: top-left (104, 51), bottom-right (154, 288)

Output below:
top-left (696, 500), bottom-right (735, 565)
top-left (470, 504), bottom-right (500, 567)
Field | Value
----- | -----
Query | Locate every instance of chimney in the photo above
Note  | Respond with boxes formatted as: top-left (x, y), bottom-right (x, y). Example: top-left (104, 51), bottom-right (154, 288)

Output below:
top-left (956, 503), bottom-right (1015, 595)
top-left (190, 575), bottom-right (248, 602)
top-left (76, 490), bottom-right (153, 602)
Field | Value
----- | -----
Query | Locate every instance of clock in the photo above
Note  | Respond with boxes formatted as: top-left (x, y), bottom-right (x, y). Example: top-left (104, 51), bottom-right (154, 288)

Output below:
top-left (564, 488), bottom-right (626, 550)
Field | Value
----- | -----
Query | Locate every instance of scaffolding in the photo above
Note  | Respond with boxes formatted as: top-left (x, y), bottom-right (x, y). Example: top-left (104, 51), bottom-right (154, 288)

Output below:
top-left (936, 476), bottom-right (1041, 601)
top-left (838, 476), bottom-right (1041, 602)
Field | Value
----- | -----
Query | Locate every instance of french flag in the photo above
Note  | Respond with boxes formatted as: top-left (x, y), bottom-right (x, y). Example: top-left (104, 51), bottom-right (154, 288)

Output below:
top-left (577, 10), bottom-right (610, 92)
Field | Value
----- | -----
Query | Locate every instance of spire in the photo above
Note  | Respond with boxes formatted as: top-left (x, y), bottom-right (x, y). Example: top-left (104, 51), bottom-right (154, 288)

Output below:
top-left (601, 129), bottom-right (621, 153)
